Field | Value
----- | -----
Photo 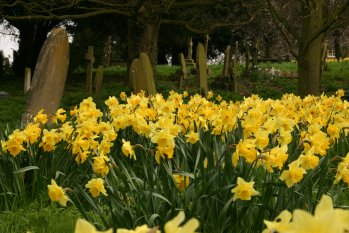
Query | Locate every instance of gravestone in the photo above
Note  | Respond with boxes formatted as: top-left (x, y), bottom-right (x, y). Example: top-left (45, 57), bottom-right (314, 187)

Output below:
top-left (22, 28), bottom-right (69, 124)
top-left (24, 67), bottom-right (31, 94)
top-left (196, 43), bottom-right (208, 95)
top-left (94, 65), bottom-right (104, 94)
top-left (85, 46), bottom-right (95, 94)
top-left (129, 58), bottom-right (140, 91)
top-left (178, 53), bottom-right (187, 89)
top-left (186, 36), bottom-right (196, 68)
top-left (137, 52), bottom-right (156, 95)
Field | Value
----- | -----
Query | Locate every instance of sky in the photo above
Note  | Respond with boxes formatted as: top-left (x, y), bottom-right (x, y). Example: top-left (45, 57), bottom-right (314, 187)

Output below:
top-left (0, 22), bottom-right (19, 62)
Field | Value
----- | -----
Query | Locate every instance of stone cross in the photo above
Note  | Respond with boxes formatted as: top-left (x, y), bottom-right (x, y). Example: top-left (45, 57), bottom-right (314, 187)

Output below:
top-left (85, 46), bottom-right (95, 94)
top-left (22, 28), bottom-right (69, 124)
top-left (196, 43), bottom-right (208, 95)
top-left (24, 67), bottom-right (31, 94)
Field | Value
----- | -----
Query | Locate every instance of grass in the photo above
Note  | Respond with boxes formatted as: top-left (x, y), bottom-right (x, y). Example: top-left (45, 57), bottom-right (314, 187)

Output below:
top-left (0, 202), bottom-right (80, 233)
top-left (0, 61), bottom-right (348, 131)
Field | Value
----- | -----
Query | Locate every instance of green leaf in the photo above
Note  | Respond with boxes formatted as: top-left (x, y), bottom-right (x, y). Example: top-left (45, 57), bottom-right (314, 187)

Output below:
top-left (13, 166), bottom-right (39, 174)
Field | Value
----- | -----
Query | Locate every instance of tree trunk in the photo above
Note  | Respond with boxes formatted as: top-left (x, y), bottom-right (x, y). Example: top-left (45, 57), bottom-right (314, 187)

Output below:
top-left (297, 0), bottom-right (324, 97)
top-left (11, 21), bottom-right (56, 77)
top-left (127, 19), bottom-right (160, 76)
top-left (334, 36), bottom-right (342, 61)
top-left (103, 35), bottom-right (113, 67)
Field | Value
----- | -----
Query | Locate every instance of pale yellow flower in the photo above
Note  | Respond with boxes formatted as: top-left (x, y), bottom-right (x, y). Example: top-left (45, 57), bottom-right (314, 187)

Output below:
top-left (231, 177), bottom-right (259, 201)
top-left (85, 178), bottom-right (108, 197)
top-left (74, 218), bottom-right (112, 233)
top-left (47, 179), bottom-right (68, 207)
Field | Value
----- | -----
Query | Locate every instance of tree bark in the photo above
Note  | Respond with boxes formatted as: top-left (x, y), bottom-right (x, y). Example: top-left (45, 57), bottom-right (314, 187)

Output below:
top-left (297, 0), bottom-right (325, 97)
top-left (11, 21), bottom-right (57, 77)
top-left (127, 19), bottom-right (160, 76)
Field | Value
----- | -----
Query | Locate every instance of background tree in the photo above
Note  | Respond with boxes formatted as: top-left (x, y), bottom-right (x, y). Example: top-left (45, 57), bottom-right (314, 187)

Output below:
top-left (1, 0), bottom-right (261, 73)
top-left (267, 0), bottom-right (349, 96)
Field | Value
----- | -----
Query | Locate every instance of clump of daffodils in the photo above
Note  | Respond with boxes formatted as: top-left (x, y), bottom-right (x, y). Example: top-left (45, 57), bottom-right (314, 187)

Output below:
top-left (263, 195), bottom-right (349, 233)
top-left (74, 211), bottom-right (199, 233)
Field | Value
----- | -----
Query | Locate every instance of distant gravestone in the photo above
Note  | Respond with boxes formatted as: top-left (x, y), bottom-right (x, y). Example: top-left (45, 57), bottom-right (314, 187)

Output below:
top-left (85, 46), bottom-right (95, 94)
top-left (196, 43), bottom-right (208, 95)
top-left (24, 67), bottom-right (31, 94)
top-left (22, 28), bottom-right (69, 124)
top-left (178, 53), bottom-right (187, 89)
top-left (136, 52), bottom-right (156, 95)
top-left (129, 58), bottom-right (140, 91)
top-left (186, 36), bottom-right (196, 68)
top-left (94, 65), bottom-right (104, 94)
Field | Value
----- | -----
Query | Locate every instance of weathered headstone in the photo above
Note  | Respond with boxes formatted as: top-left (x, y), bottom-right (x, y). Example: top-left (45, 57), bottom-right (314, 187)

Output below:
top-left (196, 43), bottom-right (208, 96)
top-left (24, 67), bottom-right (31, 94)
top-left (22, 28), bottom-right (69, 124)
top-left (94, 65), bottom-right (104, 94)
top-left (85, 46), bottom-right (95, 94)
top-left (223, 45), bottom-right (231, 78)
top-left (129, 58), bottom-right (140, 91)
top-left (186, 36), bottom-right (196, 68)
top-left (178, 53), bottom-right (187, 89)
top-left (131, 53), bottom-right (156, 95)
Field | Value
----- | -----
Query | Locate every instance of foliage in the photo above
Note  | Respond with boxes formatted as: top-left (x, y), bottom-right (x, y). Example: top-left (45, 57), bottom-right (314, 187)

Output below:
top-left (1, 89), bottom-right (349, 233)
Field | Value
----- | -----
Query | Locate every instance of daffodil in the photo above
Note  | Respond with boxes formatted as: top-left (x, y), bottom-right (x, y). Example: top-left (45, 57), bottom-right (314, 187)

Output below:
top-left (74, 219), bottom-right (112, 233)
top-left (164, 211), bottom-right (199, 233)
top-left (231, 177), bottom-right (260, 201)
top-left (85, 178), bottom-right (108, 197)
top-left (121, 139), bottom-right (136, 159)
top-left (47, 179), bottom-right (68, 207)
top-left (280, 160), bottom-right (306, 188)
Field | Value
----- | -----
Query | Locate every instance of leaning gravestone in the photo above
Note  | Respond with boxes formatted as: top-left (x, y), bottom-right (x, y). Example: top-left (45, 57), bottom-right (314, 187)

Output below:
top-left (129, 58), bottom-right (140, 91)
top-left (94, 65), bottom-right (104, 94)
top-left (178, 53), bottom-right (188, 89)
top-left (196, 43), bottom-right (208, 96)
top-left (135, 53), bottom-right (156, 95)
top-left (22, 28), bottom-right (69, 124)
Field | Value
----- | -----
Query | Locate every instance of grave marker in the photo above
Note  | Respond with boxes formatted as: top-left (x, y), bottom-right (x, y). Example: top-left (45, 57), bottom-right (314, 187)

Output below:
top-left (22, 28), bottom-right (69, 124)
top-left (94, 65), bottom-right (104, 94)
top-left (178, 53), bottom-right (187, 89)
top-left (186, 36), bottom-right (196, 68)
top-left (129, 58), bottom-right (140, 91)
top-left (196, 43), bottom-right (208, 95)
top-left (24, 67), bottom-right (31, 94)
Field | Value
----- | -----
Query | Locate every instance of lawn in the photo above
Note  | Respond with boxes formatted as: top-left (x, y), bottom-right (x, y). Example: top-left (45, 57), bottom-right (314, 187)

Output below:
top-left (0, 60), bottom-right (349, 233)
